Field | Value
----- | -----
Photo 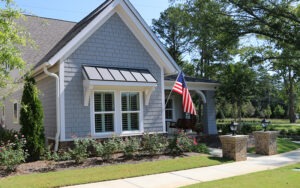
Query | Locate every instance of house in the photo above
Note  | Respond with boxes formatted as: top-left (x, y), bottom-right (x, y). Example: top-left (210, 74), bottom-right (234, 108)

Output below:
top-left (0, 0), bottom-right (218, 149)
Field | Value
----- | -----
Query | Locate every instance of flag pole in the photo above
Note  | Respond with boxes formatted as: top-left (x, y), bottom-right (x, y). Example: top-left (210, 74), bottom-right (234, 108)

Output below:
top-left (165, 72), bottom-right (181, 107)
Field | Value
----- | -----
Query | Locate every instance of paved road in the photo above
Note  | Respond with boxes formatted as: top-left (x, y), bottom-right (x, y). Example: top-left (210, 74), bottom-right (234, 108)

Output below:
top-left (63, 149), bottom-right (300, 188)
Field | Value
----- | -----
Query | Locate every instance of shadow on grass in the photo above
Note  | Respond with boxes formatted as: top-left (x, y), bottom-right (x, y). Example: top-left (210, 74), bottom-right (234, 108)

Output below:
top-left (207, 156), bottom-right (232, 163)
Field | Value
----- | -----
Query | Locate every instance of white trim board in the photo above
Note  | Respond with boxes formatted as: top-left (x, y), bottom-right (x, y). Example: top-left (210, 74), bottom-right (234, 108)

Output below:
top-left (34, 0), bottom-right (179, 75)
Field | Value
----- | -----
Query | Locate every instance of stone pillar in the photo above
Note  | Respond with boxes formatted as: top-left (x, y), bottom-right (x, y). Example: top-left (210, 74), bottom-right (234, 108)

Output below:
top-left (203, 91), bottom-right (218, 135)
top-left (254, 131), bottom-right (279, 155)
top-left (220, 135), bottom-right (249, 161)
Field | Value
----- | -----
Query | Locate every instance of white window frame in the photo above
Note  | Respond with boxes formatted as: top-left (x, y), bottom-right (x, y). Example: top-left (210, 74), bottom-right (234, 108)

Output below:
top-left (121, 91), bottom-right (143, 134)
top-left (90, 89), bottom-right (144, 138)
top-left (13, 102), bottom-right (18, 124)
top-left (165, 97), bottom-right (175, 121)
top-left (91, 91), bottom-right (116, 137)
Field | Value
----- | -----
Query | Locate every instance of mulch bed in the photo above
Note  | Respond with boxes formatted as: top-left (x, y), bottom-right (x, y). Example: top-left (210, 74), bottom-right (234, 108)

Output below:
top-left (0, 152), bottom-right (204, 178)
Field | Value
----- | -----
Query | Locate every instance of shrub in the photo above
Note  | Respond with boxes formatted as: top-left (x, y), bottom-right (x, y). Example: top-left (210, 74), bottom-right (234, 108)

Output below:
top-left (280, 128), bottom-right (288, 136)
top-left (0, 135), bottom-right (28, 172)
top-left (0, 128), bottom-right (19, 144)
top-left (68, 138), bottom-right (90, 164)
top-left (102, 136), bottom-right (121, 161)
top-left (297, 128), bottom-right (300, 136)
top-left (192, 143), bottom-right (209, 154)
top-left (122, 137), bottom-right (140, 158)
top-left (90, 139), bottom-right (104, 157)
top-left (217, 123), bottom-right (231, 135)
top-left (168, 131), bottom-right (193, 155)
top-left (287, 128), bottom-right (297, 136)
top-left (42, 146), bottom-right (71, 161)
top-left (142, 133), bottom-right (168, 156)
top-left (20, 76), bottom-right (45, 161)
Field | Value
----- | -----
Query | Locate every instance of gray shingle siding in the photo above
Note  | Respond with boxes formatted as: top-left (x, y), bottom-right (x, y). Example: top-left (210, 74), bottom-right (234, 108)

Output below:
top-left (63, 13), bottom-right (163, 139)
top-left (203, 90), bottom-right (217, 135)
top-left (2, 90), bottom-right (23, 131)
top-left (37, 76), bottom-right (57, 138)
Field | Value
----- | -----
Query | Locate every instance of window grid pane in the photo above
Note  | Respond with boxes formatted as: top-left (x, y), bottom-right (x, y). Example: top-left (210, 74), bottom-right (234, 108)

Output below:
top-left (122, 92), bottom-right (140, 131)
top-left (95, 114), bottom-right (114, 133)
top-left (94, 92), bottom-right (114, 133)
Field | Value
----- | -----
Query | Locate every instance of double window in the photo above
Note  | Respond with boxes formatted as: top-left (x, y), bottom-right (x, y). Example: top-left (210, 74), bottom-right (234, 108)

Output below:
top-left (93, 91), bottom-right (141, 135)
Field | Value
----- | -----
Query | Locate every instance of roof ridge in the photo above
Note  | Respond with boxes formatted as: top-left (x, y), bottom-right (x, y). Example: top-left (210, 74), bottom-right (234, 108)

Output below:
top-left (23, 14), bottom-right (77, 24)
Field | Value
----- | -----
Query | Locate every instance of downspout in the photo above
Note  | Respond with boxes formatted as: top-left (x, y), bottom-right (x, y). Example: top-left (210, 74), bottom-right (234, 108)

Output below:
top-left (43, 64), bottom-right (60, 152)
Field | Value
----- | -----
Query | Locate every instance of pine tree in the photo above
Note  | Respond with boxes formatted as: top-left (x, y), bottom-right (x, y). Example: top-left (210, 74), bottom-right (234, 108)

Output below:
top-left (20, 75), bottom-right (45, 161)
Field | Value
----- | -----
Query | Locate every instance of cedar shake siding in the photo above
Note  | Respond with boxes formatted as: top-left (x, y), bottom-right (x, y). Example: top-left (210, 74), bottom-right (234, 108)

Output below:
top-left (63, 13), bottom-right (163, 139)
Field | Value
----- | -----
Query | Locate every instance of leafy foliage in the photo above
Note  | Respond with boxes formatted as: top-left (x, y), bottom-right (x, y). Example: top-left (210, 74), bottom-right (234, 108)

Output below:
top-left (20, 75), bottom-right (45, 161)
top-left (168, 131), bottom-right (194, 155)
top-left (0, 0), bottom-right (28, 89)
top-left (68, 138), bottom-right (90, 164)
top-left (121, 137), bottom-right (140, 158)
top-left (0, 134), bottom-right (28, 172)
top-left (142, 133), bottom-right (168, 156)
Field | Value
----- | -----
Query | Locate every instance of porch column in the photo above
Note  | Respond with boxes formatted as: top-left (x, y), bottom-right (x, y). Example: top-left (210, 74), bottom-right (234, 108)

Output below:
top-left (203, 90), bottom-right (218, 135)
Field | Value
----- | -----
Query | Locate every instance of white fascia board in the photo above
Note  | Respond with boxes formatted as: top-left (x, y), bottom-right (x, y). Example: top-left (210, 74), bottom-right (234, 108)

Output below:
top-left (164, 80), bottom-right (220, 91)
top-left (118, 0), bottom-right (180, 74)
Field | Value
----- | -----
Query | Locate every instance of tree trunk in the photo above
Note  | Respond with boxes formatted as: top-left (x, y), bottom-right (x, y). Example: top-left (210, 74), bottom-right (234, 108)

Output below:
top-left (237, 99), bottom-right (242, 124)
top-left (288, 67), bottom-right (296, 123)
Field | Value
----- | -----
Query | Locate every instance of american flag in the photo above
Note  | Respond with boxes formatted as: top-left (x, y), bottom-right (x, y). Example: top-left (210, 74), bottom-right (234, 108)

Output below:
top-left (172, 72), bottom-right (197, 115)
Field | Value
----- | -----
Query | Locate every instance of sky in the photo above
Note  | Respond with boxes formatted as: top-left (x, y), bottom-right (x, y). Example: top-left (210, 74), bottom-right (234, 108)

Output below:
top-left (12, 0), bottom-right (170, 25)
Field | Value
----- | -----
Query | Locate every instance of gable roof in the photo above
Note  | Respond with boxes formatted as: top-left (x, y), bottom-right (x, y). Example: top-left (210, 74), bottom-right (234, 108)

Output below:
top-left (18, 15), bottom-right (76, 66)
top-left (35, 0), bottom-right (113, 68)
top-left (32, 0), bottom-right (180, 75)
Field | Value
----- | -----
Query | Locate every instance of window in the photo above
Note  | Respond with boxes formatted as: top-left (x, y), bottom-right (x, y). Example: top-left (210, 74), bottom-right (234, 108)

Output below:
top-left (165, 99), bottom-right (174, 120)
top-left (94, 92), bottom-right (114, 133)
top-left (122, 92), bottom-right (140, 131)
top-left (13, 102), bottom-right (18, 123)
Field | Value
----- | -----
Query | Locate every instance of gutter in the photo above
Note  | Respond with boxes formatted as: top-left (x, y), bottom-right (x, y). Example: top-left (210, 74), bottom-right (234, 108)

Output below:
top-left (43, 63), bottom-right (60, 152)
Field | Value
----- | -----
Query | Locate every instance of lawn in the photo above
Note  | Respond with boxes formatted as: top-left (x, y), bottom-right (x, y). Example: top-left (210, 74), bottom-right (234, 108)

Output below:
top-left (248, 138), bottom-right (300, 154)
top-left (183, 162), bottom-right (300, 188)
top-left (0, 155), bottom-right (229, 188)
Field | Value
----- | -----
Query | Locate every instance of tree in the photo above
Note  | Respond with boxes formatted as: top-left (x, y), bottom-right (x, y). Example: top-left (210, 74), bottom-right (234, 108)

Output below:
top-left (0, 0), bottom-right (28, 88)
top-left (20, 75), bottom-right (45, 161)
top-left (152, 6), bottom-right (189, 67)
top-left (221, 0), bottom-right (300, 50)
top-left (217, 63), bottom-right (257, 121)
top-left (182, 0), bottom-right (240, 79)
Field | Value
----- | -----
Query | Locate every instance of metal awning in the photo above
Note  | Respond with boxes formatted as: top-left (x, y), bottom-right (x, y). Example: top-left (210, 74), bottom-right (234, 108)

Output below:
top-left (82, 65), bottom-right (158, 106)
top-left (83, 65), bottom-right (157, 83)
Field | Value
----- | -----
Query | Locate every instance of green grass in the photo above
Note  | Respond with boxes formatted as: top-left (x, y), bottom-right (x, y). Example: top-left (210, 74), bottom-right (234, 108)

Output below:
top-left (277, 138), bottom-right (300, 153)
top-left (0, 156), bottom-right (230, 188)
top-left (247, 138), bottom-right (300, 154)
top-left (183, 163), bottom-right (300, 188)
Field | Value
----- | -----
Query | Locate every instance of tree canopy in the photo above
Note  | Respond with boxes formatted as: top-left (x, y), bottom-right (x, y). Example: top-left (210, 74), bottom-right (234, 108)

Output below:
top-left (0, 0), bottom-right (27, 88)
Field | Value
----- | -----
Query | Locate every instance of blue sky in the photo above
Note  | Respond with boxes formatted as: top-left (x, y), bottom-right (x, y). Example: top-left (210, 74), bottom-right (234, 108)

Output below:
top-left (12, 0), bottom-right (170, 25)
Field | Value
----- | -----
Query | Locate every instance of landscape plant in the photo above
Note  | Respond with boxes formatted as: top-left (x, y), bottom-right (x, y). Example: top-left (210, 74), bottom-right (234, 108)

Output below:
top-left (122, 137), bottom-right (140, 158)
top-left (68, 138), bottom-right (90, 164)
top-left (20, 76), bottom-right (45, 161)
top-left (142, 133), bottom-right (168, 156)
top-left (0, 134), bottom-right (28, 172)
top-left (168, 131), bottom-right (194, 155)
top-left (101, 136), bottom-right (121, 161)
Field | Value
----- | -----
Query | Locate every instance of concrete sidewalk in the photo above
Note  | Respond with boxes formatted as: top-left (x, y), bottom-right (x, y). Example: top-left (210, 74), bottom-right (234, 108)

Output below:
top-left (64, 149), bottom-right (300, 188)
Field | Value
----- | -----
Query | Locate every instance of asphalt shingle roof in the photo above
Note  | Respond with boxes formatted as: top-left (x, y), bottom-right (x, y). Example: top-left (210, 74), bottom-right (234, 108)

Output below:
top-left (164, 74), bottom-right (219, 84)
top-left (35, 0), bottom-right (113, 68)
top-left (18, 15), bottom-right (76, 66)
